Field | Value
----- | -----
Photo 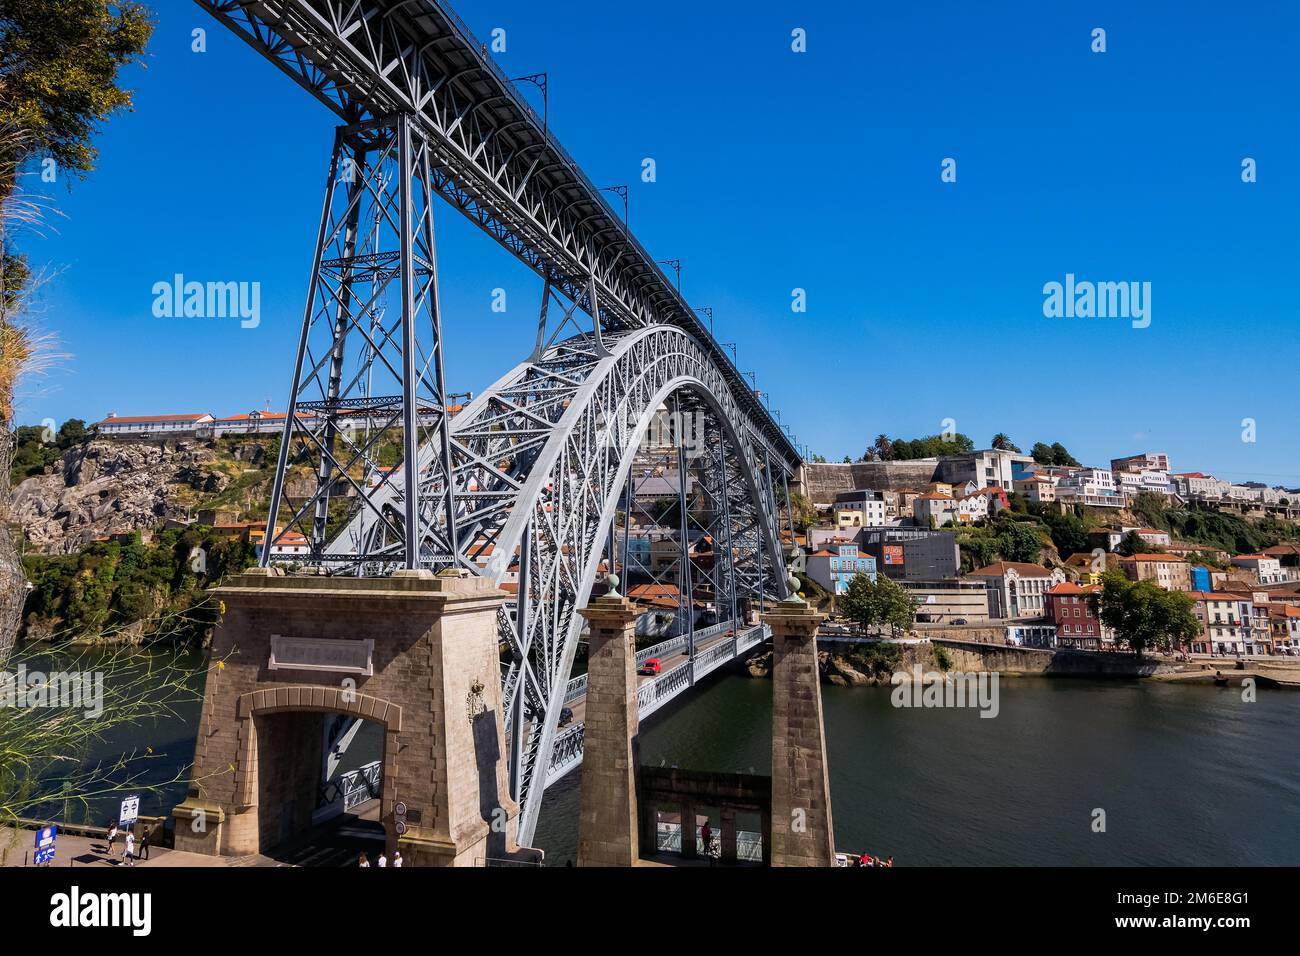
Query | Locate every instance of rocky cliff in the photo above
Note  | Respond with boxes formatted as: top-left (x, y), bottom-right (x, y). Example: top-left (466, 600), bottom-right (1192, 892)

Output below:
top-left (10, 438), bottom-right (262, 554)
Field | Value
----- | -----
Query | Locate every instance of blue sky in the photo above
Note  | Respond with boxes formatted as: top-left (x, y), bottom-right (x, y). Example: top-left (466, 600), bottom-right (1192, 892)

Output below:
top-left (13, 0), bottom-right (1299, 484)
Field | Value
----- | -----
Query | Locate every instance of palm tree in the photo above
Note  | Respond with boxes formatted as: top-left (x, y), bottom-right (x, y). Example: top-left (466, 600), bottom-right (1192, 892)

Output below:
top-left (991, 433), bottom-right (1021, 453)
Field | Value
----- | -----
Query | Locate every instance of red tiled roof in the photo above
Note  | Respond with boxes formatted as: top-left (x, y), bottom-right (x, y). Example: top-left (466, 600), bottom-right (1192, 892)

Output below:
top-left (970, 561), bottom-right (1053, 577)
top-left (96, 413), bottom-right (211, 425)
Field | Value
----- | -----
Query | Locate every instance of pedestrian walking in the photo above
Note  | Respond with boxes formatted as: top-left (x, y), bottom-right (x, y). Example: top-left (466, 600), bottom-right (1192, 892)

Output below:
top-left (123, 832), bottom-right (135, 867)
top-left (700, 822), bottom-right (714, 858)
top-left (392, 851), bottom-right (403, 868)
top-left (377, 852), bottom-right (387, 868)
top-left (139, 828), bottom-right (151, 862)
top-left (106, 823), bottom-right (118, 856)
top-left (358, 853), bottom-right (370, 868)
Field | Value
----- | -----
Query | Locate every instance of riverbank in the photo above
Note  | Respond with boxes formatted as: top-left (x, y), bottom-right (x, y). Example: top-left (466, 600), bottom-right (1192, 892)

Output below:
top-left (743, 637), bottom-right (1300, 688)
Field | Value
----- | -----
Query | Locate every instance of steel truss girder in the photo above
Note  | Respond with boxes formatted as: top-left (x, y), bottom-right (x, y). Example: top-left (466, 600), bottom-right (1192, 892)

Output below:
top-left (194, 0), bottom-right (798, 470)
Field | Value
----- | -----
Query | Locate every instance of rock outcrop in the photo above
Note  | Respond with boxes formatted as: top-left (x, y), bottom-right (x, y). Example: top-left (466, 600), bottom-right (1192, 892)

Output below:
top-left (10, 439), bottom-right (233, 553)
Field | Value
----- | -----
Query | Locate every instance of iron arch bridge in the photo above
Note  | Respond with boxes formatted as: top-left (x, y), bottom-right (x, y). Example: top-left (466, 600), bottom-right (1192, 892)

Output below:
top-left (197, 0), bottom-right (804, 845)
top-left (327, 325), bottom-right (792, 840)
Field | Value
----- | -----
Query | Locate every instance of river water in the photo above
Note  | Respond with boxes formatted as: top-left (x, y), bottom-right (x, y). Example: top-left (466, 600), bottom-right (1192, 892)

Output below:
top-left (532, 672), bottom-right (1300, 866)
top-left (25, 650), bottom-right (1299, 865)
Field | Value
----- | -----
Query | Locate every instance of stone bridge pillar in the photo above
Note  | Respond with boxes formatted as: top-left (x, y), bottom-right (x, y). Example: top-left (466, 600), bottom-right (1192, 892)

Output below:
top-left (763, 596), bottom-right (835, 867)
top-left (172, 568), bottom-right (530, 866)
top-left (575, 585), bottom-right (644, 867)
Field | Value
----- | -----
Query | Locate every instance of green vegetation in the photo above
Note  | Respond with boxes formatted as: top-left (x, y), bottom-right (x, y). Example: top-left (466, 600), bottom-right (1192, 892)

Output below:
top-left (990, 433), bottom-right (1021, 453)
top-left (1128, 491), bottom-right (1300, 555)
top-left (9, 418), bottom-right (87, 482)
top-left (844, 640), bottom-right (903, 678)
top-left (954, 513), bottom-right (1048, 570)
top-left (788, 491), bottom-right (818, 531)
top-left (839, 572), bottom-right (917, 637)
top-left (864, 432), bottom-right (975, 461)
top-left (0, 0), bottom-right (155, 199)
top-left (1116, 529), bottom-right (1162, 556)
top-left (21, 527), bottom-right (256, 645)
top-left (1088, 570), bottom-right (1200, 658)
top-left (933, 644), bottom-right (954, 672)
top-left (0, 642), bottom-right (207, 852)
top-left (1030, 441), bottom-right (1081, 467)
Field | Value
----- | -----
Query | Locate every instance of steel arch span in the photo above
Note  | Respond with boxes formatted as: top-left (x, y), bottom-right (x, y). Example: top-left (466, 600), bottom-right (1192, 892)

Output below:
top-left (328, 324), bottom-right (791, 843)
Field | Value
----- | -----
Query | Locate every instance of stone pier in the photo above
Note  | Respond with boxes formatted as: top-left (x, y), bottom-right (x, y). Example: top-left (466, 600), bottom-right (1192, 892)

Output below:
top-left (575, 589), bottom-right (645, 867)
top-left (764, 597), bottom-right (835, 867)
top-left (171, 568), bottom-right (530, 866)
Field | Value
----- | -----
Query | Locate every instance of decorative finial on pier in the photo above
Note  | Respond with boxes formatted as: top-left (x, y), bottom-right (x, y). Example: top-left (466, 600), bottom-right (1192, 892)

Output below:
top-left (605, 571), bottom-right (621, 598)
top-left (784, 556), bottom-right (805, 605)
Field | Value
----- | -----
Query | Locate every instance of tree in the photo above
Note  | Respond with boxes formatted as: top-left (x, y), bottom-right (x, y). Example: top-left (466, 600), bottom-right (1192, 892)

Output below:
top-left (865, 434), bottom-right (892, 461)
top-left (1030, 441), bottom-right (1081, 467)
top-left (1049, 442), bottom-right (1080, 467)
top-left (877, 432), bottom-right (975, 461)
top-left (1088, 571), bottom-right (1200, 659)
top-left (0, 2), bottom-right (154, 663)
top-left (991, 433), bottom-right (1021, 453)
top-left (995, 516), bottom-right (1044, 564)
top-left (0, 1), bottom-right (155, 200)
top-left (0, 639), bottom-right (211, 857)
top-left (840, 573), bottom-right (917, 638)
top-left (1116, 530), bottom-right (1159, 557)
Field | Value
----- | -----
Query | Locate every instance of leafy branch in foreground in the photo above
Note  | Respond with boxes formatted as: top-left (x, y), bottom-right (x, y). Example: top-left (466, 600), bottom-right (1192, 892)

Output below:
top-left (0, 609), bottom-right (226, 859)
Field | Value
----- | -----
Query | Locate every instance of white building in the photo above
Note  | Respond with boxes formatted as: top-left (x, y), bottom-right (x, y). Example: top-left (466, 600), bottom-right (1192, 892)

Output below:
top-left (937, 449), bottom-right (1036, 490)
top-left (95, 413), bottom-right (215, 437)
top-left (968, 561), bottom-right (1066, 619)
top-left (832, 490), bottom-right (888, 528)
top-left (1056, 468), bottom-right (1128, 508)
top-left (1170, 472), bottom-right (1220, 499)
top-left (1232, 555), bottom-right (1285, 585)
top-left (1116, 470), bottom-right (1172, 497)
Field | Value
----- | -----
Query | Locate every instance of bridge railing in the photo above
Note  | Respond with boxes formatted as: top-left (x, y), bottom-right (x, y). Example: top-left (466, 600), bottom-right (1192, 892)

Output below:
top-left (692, 639), bottom-right (737, 682)
top-left (736, 624), bottom-right (770, 654)
top-left (547, 724), bottom-right (585, 783)
top-left (563, 620), bottom-right (737, 703)
top-left (637, 660), bottom-right (693, 721)
top-left (316, 759), bottom-right (383, 813)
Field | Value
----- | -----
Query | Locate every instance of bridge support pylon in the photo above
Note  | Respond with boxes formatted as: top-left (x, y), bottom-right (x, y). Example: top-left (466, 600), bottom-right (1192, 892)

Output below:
top-left (575, 587), bottom-right (646, 866)
top-left (172, 569), bottom-right (534, 866)
top-left (763, 596), bottom-right (835, 867)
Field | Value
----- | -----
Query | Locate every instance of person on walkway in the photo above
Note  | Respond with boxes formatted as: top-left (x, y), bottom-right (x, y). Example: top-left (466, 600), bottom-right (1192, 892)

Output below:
top-left (138, 828), bottom-right (151, 862)
top-left (106, 823), bottom-right (118, 856)
top-left (358, 853), bottom-right (370, 867)
top-left (392, 851), bottom-right (403, 868)
top-left (123, 832), bottom-right (135, 867)
top-left (700, 822), bottom-right (713, 858)
top-left (377, 852), bottom-right (387, 868)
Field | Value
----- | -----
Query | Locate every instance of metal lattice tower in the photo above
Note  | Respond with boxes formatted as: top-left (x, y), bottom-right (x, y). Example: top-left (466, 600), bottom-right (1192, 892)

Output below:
top-left (262, 114), bottom-right (458, 570)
